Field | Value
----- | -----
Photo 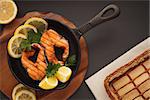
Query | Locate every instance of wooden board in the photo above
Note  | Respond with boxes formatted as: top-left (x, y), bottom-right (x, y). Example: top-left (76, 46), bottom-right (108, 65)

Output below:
top-left (0, 12), bottom-right (88, 100)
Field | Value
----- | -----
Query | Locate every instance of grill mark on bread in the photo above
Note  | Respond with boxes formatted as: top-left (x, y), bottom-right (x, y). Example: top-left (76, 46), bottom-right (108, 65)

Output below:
top-left (114, 71), bottom-right (149, 92)
top-left (127, 74), bottom-right (144, 99)
top-left (142, 63), bottom-right (150, 78)
top-left (133, 96), bottom-right (144, 100)
top-left (112, 83), bottom-right (121, 99)
top-left (143, 88), bottom-right (150, 98)
top-left (105, 49), bottom-right (150, 100)
top-left (115, 65), bottom-right (150, 99)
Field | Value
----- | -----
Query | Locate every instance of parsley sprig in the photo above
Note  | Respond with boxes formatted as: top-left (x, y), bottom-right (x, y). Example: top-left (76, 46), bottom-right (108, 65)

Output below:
top-left (65, 55), bottom-right (76, 67)
top-left (20, 30), bottom-right (42, 51)
top-left (46, 55), bottom-right (76, 77)
top-left (46, 62), bottom-right (61, 78)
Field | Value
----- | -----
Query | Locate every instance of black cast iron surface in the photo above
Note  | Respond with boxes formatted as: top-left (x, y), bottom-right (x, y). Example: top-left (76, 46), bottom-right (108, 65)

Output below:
top-left (0, 1), bottom-right (149, 100)
top-left (8, 19), bottom-right (81, 91)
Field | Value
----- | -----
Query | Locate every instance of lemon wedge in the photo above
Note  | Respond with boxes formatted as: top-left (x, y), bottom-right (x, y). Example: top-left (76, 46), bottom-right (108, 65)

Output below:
top-left (14, 25), bottom-right (37, 36)
top-left (15, 90), bottom-right (36, 100)
top-left (7, 34), bottom-right (26, 58)
top-left (24, 17), bottom-right (48, 33)
top-left (0, 0), bottom-right (17, 24)
top-left (39, 76), bottom-right (58, 90)
top-left (55, 66), bottom-right (72, 83)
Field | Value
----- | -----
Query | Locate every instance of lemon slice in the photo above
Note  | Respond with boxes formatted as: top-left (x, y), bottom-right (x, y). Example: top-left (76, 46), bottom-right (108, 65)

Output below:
top-left (12, 84), bottom-right (35, 100)
top-left (55, 66), bottom-right (72, 83)
top-left (14, 25), bottom-right (37, 36)
top-left (12, 84), bottom-right (24, 100)
top-left (24, 17), bottom-right (48, 33)
top-left (0, 0), bottom-right (17, 24)
top-left (15, 90), bottom-right (36, 100)
top-left (8, 34), bottom-right (26, 58)
top-left (39, 76), bottom-right (58, 90)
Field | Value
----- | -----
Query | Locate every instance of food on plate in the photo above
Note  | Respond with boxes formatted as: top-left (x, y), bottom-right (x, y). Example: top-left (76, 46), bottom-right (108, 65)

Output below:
top-left (104, 49), bottom-right (150, 100)
top-left (7, 24), bottom-right (38, 58)
top-left (21, 43), bottom-right (46, 80)
top-left (0, 0), bottom-right (17, 24)
top-left (21, 29), bottom-right (69, 80)
top-left (12, 83), bottom-right (35, 100)
top-left (39, 76), bottom-right (58, 90)
top-left (14, 25), bottom-right (37, 36)
top-left (7, 34), bottom-right (27, 58)
top-left (40, 29), bottom-right (69, 62)
top-left (24, 17), bottom-right (48, 33)
top-left (8, 18), bottom-right (76, 90)
top-left (55, 66), bottom-right (72, 83)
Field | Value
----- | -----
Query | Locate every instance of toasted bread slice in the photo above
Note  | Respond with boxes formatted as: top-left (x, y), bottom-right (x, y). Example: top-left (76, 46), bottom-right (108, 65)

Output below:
top-left (104, 49), bottom-right (150, 100)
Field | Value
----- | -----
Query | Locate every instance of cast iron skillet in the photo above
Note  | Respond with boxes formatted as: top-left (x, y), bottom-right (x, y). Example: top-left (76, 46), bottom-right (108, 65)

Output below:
top-left (8, 4), bottom-right (120, 91)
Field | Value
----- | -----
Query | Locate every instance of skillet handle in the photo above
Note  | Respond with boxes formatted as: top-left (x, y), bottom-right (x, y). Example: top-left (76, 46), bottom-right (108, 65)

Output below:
top-left (77, 4), bottom-right (120, 36)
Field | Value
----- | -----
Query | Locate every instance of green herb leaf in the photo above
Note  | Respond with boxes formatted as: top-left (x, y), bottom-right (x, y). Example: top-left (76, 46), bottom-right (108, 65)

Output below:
top-left (46, 62), bottom-right (61, 78)
top-left (65, 55), bottom-right (76, 67)
top-left (20, 39), bottom-right (32, 51)
top-left (31, 34), bottom-right (41, 43)
top-left (27, 30), bottom-right (34, 42)
top-left (27, 30), bottom-right (42, 43)
top-left (20, 30), bottom-right (42, 51)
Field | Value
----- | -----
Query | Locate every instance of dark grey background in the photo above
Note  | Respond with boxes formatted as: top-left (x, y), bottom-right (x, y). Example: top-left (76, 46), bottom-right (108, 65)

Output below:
top-left (0, 1), bottom-right (149, 100)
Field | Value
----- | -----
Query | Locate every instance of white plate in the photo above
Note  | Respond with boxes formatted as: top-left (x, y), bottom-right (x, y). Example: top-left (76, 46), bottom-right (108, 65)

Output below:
top-left (85, 37), bottom-right (150, 100)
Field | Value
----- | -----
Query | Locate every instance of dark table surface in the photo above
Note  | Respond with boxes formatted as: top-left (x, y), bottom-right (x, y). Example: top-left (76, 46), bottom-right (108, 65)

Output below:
top-left (0, 1), bottom-right (149, 100)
